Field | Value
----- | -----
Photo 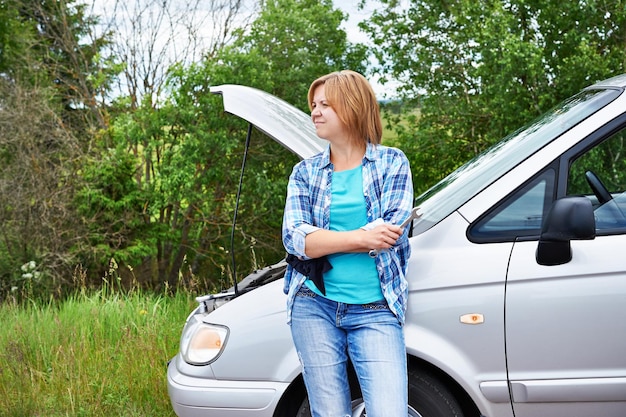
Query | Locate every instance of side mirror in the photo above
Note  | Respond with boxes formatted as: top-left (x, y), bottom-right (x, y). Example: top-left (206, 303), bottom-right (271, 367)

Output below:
top-left (536, 197), bottom-right (595, 266)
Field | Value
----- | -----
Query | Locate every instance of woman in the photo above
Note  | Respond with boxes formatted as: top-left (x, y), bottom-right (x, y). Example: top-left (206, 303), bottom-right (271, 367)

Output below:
top-left (282, 70), bottom-right (414, 417)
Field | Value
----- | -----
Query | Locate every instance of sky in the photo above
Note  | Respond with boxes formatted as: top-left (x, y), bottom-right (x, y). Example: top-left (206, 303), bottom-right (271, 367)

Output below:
top-left (337, 1), bottom-right (373, 45)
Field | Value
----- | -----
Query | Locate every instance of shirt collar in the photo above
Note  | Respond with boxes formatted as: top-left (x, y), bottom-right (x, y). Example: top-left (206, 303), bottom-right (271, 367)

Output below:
top-left (321, 145), bottom-right (332, 168)
top-left (364, 142), bottom-right (378, 162)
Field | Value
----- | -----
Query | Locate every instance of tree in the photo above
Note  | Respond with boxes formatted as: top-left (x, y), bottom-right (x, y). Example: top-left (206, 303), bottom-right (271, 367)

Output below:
top-left (201, 0), bottom-right (369, 283)
top-left (77, 0), bottom-right (370, 291)
top-left (0, 0), bottom-right (118, 299)
top-left (169, 0), bottom-right (369, 286)
top-left (0, 1), bottom-right (29, 75)
top-left (65, 0), bottom-right (252, 289)
top-left (361, 0), bottom-right (626, 193)
top-left (221, 0), bottom-right (368, 108)
top-left (11, 0), bottom-right (116, 131)
top-left (93, 0), bottom-right (250, 110)
top-left (0, 80), bottom-right (86, 298)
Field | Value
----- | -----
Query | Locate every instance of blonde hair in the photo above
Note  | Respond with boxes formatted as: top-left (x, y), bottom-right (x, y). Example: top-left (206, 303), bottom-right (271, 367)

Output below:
top-left (307, 70), bottom-right (382, 145)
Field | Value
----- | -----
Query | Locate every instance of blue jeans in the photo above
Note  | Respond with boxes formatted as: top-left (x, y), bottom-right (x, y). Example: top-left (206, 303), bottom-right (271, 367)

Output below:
top-left (290, 286), bottom-right (408, 417)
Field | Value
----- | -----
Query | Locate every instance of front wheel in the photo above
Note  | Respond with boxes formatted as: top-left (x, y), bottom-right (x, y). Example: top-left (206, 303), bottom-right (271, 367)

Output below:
top-left (408, 368), bottom-right (464, 417)
top-left (296, 368), bottom-right (464, 417)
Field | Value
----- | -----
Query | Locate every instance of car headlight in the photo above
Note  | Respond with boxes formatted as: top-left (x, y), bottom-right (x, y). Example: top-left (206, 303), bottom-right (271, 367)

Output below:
top-left (180, 316), bottom-right (229, 365)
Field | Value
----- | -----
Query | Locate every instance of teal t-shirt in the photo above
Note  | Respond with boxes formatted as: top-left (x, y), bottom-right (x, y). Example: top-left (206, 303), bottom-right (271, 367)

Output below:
top-left (306, 165), bottom-right (383, 303)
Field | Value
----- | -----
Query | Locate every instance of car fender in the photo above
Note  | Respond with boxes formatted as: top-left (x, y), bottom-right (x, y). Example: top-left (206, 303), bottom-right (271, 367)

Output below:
top-left (205, 279), bottom-right (302, 382)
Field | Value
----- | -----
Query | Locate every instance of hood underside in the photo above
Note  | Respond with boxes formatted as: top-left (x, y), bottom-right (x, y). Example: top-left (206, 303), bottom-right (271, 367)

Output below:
top-left (210, 84), bottom-right (326, 160)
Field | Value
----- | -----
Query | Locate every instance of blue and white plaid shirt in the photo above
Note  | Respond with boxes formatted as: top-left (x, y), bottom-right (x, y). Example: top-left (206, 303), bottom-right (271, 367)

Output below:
top-left (282, 142), bottom-right (414, 324)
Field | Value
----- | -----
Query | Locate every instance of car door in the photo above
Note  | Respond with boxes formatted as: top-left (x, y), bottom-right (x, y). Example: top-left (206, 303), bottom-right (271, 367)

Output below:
top-left (505, 122), bottom-right (626, 417)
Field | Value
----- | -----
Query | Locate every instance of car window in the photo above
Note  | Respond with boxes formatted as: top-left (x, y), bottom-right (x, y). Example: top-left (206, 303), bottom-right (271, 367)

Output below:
top-left (469, 169), bottom-right (555, 242)
top-left (567, 127), bottom-right (626, 230)
top-left (470, 123), bottom-right (626, 242)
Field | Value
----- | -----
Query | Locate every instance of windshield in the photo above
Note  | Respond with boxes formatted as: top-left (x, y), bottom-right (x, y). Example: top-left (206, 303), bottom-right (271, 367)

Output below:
top-left (412, 87), bottom-right (622, 235)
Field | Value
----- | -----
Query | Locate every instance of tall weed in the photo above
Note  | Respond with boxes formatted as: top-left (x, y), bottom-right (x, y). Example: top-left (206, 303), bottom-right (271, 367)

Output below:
top-left (0, 284), bottom-right (195, 416)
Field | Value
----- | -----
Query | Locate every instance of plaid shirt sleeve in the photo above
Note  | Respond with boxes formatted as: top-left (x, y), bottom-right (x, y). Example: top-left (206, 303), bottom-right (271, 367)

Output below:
top-left (282, 158), bottom-right (324, 260)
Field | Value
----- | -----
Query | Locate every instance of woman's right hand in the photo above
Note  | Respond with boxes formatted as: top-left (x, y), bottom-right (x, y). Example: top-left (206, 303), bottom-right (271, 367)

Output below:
top-left (362, 223), bottom-right (404, 252)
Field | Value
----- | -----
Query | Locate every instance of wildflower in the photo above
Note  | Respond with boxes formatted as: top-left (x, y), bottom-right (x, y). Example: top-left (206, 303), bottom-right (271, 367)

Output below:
top-left (21, 261), bottom-right (37, 272)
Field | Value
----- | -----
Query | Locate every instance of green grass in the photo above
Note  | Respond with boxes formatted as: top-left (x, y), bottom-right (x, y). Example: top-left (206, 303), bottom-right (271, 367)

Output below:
top-left (0, 287), bottom-right (195, 416)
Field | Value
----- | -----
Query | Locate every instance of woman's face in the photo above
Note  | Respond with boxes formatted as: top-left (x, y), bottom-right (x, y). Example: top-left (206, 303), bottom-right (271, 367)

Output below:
top-left (310, 84), bottom-right (348, 142)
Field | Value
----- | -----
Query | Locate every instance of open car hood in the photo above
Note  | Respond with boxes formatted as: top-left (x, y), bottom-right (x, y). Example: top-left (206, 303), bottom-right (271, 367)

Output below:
top-left (210, 84), bottom-right (326, 159)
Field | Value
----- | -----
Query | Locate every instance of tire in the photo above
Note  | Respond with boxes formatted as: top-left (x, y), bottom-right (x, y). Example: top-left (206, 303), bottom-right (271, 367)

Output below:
top-left (408, 367), bottom-right (464, 417)
top-left (295, 399), bottom-right (312, 417)
top-left (295, 368), bottom-right (464, 417)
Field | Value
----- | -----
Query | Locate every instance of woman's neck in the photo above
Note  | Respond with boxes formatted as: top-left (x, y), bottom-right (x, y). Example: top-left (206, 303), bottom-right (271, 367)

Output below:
top-left (330, 142), bottom-right (366, 172)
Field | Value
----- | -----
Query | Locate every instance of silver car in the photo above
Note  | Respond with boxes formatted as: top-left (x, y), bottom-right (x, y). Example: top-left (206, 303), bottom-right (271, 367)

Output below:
top-left (167, 75), bottom-right (626, 417)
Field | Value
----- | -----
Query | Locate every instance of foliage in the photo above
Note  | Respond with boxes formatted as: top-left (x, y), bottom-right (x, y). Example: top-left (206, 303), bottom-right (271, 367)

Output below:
top-left (6, 0), bottom-right (116, 131)
top-left (362, 0), bottom-right (626, 193)
top-left (568, 128), bottom-right (626, 195)
top-left (225, 0), bottom-right (368, 109)
top-left (0, 0), bottom-right (120, 299)
top-left (0, 1), bottom-right (30, 75)
top-left (74, 143), bottom-right (157, 274)
top-left (0, 80), bottom-right (89, 298)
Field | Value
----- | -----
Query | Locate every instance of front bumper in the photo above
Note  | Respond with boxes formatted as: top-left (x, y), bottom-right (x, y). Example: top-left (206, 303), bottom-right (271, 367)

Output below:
top-left (167, 355), bottom-right (290, 417)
